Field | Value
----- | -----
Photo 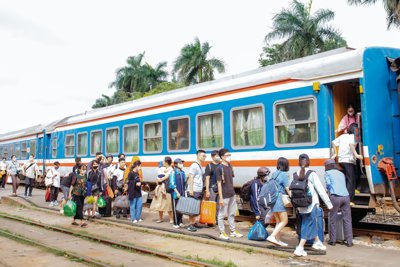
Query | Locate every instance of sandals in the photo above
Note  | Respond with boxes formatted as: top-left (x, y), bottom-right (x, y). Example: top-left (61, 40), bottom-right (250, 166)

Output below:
top-left (71, 222), bottom-right (79, 226)
top-left (156, 219), bottom-right (163, 223)
top-left (80, 223), bottom-right (88, 228)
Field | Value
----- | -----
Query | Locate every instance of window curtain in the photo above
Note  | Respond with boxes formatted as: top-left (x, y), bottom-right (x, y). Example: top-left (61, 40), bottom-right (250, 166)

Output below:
top-left (124, 126), bottom-right (138, 153)
top-left (234, 111), bottom-right (246, 146)
top-left (247, 108), bottom-right (263, 146)
top-left (91, 133), bottom-right (101, 154)
top-left (146, 123), bottom-right (161, 152)
top-left (78, 134), bottom-right (87, 155)
top-left (107, 130), bottom-right (119, 154)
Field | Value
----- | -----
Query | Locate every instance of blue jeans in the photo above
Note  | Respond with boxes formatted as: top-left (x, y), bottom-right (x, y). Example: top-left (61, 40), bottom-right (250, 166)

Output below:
top-left (130, 197), bottom-right (142, 221)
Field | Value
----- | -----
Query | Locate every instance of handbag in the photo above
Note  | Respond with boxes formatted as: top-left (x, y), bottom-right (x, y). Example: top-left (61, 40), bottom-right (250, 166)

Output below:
top-left (199, 201), bottom-right (217, 224)
top-left (105, 184), bottom-right (114, 198)
top-left (45, 188), bottom-right (51, 202)
top-left (281, 194), bottom-right (292, 208)
top-left (114, 194), bottom-right (129, 209)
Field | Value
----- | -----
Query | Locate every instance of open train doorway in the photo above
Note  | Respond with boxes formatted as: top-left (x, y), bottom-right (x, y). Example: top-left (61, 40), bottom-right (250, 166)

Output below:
top-left (330, 79), bottom-right (374, 221)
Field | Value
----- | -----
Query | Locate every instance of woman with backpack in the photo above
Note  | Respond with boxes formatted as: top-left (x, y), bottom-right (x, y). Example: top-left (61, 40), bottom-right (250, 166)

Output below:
top-left (291, 154), bottom-right (333, 257)
top-left (266, 157), bottom-right (290, 247)
top-left (249, 167), bottom-right (270, 221)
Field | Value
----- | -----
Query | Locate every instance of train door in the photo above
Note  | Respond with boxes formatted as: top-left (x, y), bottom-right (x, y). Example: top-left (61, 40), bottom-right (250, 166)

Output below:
top-left (330, 80), bottom-right (371, 207)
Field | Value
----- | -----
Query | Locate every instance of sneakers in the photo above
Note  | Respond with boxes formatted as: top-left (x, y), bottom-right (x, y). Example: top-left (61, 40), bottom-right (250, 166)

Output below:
top-left (355, 189), bottom-right (361, 194)
top-left (49, 202), bottom-right (54, 207)
top-left (219, 232), bottom-right (230, 240)
top-left (294, 246), bottom-right (307, 257)
top-left (279, 240), bottom-right (289, 247)
top-left (172, 224), bottom-right (180, 229)
top-left (350, 202), bottom-right (355, 207)
top-left (132, 220), bottom-right (138, 224)
top-left (230, 230), bottom-right (243, 238)
top-left (179, 223), bottom-right (184, 228)
top-left (267, 236), bottom-right (281, 246)
top-left (312, 241), bottom-right (327, 251)
top-left (187, 225), bottom-right (197, 232)
top-left (138, 219), bottom-right (143, 222)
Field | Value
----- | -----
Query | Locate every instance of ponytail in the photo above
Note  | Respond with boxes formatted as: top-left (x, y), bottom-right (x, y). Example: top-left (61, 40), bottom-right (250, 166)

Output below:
top-left (298, 155), bottom-right (310, 180)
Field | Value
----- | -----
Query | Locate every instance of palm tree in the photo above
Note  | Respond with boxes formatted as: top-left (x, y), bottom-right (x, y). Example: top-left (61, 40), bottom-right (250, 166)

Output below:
top-left (265, 0), bottom-right (346, 61)
top-left (348, 0), bottom-right (400, 29)
top-left (173, 38), bottom-right (226, 86)
top-left (92, 94), bottom-right (114, 109)
top-left (144, 61), bottom-right (168, 89)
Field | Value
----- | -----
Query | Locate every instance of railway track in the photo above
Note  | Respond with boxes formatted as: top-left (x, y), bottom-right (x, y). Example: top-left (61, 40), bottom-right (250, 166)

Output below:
top-left (0, 212), bottom-right (220, 267)
top-left (353, 221), bottom-right (400, 240)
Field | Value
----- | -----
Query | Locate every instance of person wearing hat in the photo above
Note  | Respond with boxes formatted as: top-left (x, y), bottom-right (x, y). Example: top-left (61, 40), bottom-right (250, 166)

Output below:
top-left (169, 158), bottom-right (186, 228)
top-left (324, 159), bottom-right (353, 247)
top-left (250, 166), bottom-right (270, 221)
top-left (266, 157), bottom-right (290, 246)
top-left (293, 154), bottom-right (333, 257)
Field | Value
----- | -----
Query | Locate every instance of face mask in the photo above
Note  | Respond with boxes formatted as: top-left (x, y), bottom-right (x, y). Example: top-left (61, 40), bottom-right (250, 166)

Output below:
top-left (225, 156), bottom-right (232, 162)
top-left (348, 111), bottom-right (354, 116)
top-left (93, 166), bottom-right (98, 169)
top-left (178, 163), bottom-right (183, 169)
top-left (214, 156), bottom-right (220, 162)
top-left (82, 171), bottom-right (87, 175)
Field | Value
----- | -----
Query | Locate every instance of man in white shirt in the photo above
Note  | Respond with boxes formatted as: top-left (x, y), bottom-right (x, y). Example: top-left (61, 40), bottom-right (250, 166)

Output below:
top-left (47, 161), bottom-right (61, 207)
top-left (0, 157), bottom-right (8, 189)
top-left (187, 150), bottom-right (206, 232)
top-left (332, 123), bottom-right (363, 203)
top-left (112, 158), bottom-right (126, 195)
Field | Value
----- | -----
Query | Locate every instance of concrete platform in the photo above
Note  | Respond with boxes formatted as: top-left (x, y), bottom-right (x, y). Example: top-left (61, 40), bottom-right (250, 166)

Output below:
top-left (1, 186), bottom-right (400, 267)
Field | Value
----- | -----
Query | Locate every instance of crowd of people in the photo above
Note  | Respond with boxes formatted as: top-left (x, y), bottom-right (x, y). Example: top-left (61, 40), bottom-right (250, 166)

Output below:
top-left (0, 111), bottom-right (361, 257)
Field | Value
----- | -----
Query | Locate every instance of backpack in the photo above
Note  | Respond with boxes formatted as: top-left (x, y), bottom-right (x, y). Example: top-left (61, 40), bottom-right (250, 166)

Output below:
top-left (289, 170), bottom-right (314, 208)
top-left (257, 174), bottom-right (279, 208)
top-left (240, 178), bottom-right (255, 202)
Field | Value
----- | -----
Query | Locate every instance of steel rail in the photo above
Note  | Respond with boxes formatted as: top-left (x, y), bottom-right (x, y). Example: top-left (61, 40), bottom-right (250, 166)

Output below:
top-left (0, 213), bottom-right (219, 267)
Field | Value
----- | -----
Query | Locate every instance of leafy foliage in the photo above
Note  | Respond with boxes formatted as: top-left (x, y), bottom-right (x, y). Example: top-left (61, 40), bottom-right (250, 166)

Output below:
top-left (173, 38), bottom-right (226, 86)
top-left (260, 0), bottom-right (347, 66)
top-left (348, 0), bottom-right (400, 29)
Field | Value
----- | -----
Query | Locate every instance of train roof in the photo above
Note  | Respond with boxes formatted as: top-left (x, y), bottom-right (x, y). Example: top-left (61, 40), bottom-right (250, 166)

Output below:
top-left (0, 46), bottom-right (368, 141)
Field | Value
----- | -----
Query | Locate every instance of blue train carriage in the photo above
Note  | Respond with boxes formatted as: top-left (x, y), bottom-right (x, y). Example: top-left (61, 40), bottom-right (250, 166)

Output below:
top-left (1, 47), bottom-right (399, 219)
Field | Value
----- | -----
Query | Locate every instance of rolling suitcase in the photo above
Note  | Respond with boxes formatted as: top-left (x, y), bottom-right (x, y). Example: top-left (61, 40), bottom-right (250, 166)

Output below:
top-left (329, 211), bottom-right (345, 242)
top-left (176, 196), bottom-right (200, 216)
top-left (199, 201), bottom-right (217, 224)
top-left (98, 196), bottom-right (112, 217)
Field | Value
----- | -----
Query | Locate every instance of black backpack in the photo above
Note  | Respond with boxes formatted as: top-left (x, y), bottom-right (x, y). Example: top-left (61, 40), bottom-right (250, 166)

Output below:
top-left (240, 178), bottom-right (255, 202)
top-left (289, 170), bottom-right (314, 207)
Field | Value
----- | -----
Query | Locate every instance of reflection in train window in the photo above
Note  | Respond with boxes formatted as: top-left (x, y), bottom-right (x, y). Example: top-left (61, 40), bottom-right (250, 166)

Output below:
top-left (144, 121), bottom-right (162, 153)
top-left (274, 97), bottom-right (317, 146)
top-left (77, 132), bottom-right (88, 156)
top-left (106, 128), bottom-right (119, 155)
top-left (231, 105), bottom-right (265, 148)
top-left (197, 112), bottom-right (223, 149)
top-left (65, 134), bottom-right (75, 157)
top-left (21, 142), bottom-right (27, 159)
top-left (123, 125), bottom-right (139, 154)
top-left (91, 130), bottom-right (102, 155)
top-left (168, 117), bottom-right (189, 151)
top-left (52, 137), bottom-right (57, 158)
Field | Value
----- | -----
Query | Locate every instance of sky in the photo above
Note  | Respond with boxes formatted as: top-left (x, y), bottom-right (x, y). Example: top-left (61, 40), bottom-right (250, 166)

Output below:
top-left (0, 0), bottom-right (399, 134)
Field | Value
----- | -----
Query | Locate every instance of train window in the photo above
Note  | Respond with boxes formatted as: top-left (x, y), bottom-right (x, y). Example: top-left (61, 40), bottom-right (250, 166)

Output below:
top-left (15, 144), bottom-right (21, 159)
top-left (29, 140), bottom-right (36, 157)
top-left (3, 146), bottom-right (8, 159)
top-left (52, 137), bottom-right (57, 158)
top-left (90, 130), bottom-right (102, 155)
top-left (144, 121), bottom-right (162, 153)
top-left (274, 97), bottom-right (317, 146)
top-left (21, 142), bottom-right (27, 159)
top-left (123, 125), bottom-right (139, 154)
top-left (9, 144), bottom-right (15, 158)
top-left (197, 112), bottom-right (223, 149)
top-left (106, 128), bottom-right (119, 155)
top-left (168, 117), bottom-right (189, 151)
top-left (231, 105), bottom-right (265, 148)
top-left (77, 133), bottom-right (88, 156)
top-left (0, 147), bottom-right (3, 158)
top-left (65, 134), bottom-right (75, 157)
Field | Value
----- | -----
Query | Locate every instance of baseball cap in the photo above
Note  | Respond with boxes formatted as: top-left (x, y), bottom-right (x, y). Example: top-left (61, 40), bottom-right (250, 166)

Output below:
top-left (174, 158), bottom-right (185, 164)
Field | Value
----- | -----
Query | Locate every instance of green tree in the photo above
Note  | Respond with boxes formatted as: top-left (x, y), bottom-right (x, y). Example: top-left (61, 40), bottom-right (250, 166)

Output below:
top-left (92, 94), bottom-right (114, 109)
top-left (259, 43), bottom-right (287, 67)
top-left (143, 81), bottom-right (184, 97)
top-left (173, 38), bottom-right (226, 86)
top-left (348, 0), bottom-right (400, 29)
top-left (262, 0), bottom-right (346, 66)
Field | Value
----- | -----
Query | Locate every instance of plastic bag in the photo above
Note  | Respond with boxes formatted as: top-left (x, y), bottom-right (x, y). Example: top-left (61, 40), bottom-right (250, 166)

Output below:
top-left (248, 221), bottom-right (268, 241)
top-left (97, 196), bottom-right (106, 208)
top-left (86, 196), bottom-right (95, 204)
top-left (64, 200), bottom-right (77, 217)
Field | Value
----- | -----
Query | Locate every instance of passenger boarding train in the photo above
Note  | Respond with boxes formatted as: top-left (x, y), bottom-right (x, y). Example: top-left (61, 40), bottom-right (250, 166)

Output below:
top-left (1, 47), bottom-right (399, 217)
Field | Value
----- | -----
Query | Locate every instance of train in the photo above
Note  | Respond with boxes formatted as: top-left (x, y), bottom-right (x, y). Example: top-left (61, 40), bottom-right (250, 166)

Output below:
top-left (1, 46), bottom-right (399, 219)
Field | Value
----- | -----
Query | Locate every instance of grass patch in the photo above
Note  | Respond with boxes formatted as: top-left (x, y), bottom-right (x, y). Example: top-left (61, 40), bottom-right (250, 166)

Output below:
top-left (185, 255), bottom-right (237, 267)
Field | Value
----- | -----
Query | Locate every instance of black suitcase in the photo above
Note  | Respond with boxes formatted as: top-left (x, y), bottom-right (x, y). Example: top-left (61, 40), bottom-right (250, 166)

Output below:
top-left (99, 196), bottom-right (112, 217)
